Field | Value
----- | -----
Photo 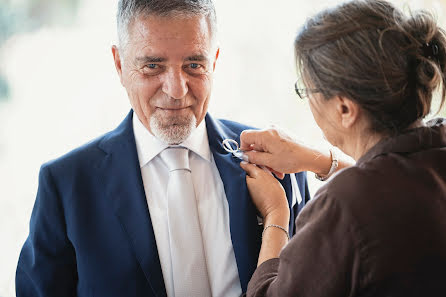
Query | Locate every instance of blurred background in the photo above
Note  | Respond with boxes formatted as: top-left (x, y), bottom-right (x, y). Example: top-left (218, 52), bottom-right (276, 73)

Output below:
top-left (1, 0), bottom-right (445, 295)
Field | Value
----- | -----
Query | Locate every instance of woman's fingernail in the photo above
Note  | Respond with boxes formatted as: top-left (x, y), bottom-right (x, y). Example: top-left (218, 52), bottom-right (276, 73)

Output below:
top-left (242, 153), bottom-right (249, 162)
top-left (241, 161), bottom-right (248, 165)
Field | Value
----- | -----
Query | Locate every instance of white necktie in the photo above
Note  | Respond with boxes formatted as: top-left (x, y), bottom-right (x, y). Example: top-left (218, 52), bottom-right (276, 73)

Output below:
top-left (160, 147), bottom-right (212, 297)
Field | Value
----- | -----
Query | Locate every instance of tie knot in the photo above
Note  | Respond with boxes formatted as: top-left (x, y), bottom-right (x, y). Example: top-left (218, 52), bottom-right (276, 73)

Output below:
top-left (160, 147), bottom-right (190, 172)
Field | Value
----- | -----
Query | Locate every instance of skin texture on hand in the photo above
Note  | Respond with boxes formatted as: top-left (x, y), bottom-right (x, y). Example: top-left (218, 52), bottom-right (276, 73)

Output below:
top-left (240, 161), bottom-right (290, 265)
top-left (240, 161), bottom-right (289, 221)
top-left (240, 128), bottom-right (332, 175)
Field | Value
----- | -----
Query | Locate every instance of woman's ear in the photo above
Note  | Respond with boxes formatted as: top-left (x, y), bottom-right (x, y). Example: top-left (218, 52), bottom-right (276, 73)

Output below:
top-left (334, 96), bottom-right (360, 129)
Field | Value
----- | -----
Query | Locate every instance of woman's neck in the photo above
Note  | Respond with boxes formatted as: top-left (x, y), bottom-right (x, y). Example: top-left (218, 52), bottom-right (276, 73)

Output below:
top-left (351, 133), bottom-right (383, 161)
top-left (348, 120), bottom-right (425, 161)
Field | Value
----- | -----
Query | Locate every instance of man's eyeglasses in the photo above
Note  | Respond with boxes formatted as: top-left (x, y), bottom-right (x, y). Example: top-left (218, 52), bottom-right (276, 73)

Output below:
top-left (294, 78), bottom-right (321, 99)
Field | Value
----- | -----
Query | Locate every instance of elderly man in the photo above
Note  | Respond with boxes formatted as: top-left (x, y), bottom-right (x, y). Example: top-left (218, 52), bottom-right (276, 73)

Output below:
top-left (16, 0), bottom-right (310, 296)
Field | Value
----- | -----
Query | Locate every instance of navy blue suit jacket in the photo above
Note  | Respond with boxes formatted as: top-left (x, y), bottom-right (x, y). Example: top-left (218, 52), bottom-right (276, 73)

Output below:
top-left (16, 111), bottom-right (310, 297)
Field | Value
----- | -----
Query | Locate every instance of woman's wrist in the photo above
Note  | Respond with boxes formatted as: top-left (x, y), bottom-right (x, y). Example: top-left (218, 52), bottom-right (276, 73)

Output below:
top-left (300, 146), bottom-right (332, 176)
top-left (263, 210), bottom-right (290, 231)
top-left (312, 149), bottom-right (354, 177)
top-left (258, 210), bottom-right (290, 266)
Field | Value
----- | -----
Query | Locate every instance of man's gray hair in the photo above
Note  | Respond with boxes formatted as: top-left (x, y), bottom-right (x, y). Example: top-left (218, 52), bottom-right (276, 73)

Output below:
top-left (117, 0), bottom-right (217, 49)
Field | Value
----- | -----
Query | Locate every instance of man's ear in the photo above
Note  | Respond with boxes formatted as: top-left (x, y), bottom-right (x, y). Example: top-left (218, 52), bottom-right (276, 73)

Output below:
top-left (112, 45), bottom-right (125, 86)
top-left (213, 47), bottom-right (220, 71)
top-left (335, 96), bottom-right (360, 129)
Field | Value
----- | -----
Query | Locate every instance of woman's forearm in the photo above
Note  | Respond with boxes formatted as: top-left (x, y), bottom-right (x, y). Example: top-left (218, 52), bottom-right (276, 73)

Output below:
top-left (257, 212), bottom-right (290, 266)
top-left (305, 147), bottom-right (353, 176)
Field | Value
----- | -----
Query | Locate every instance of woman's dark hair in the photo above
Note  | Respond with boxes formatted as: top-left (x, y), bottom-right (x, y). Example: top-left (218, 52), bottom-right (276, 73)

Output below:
top-left (295, 0), bottom-right (446, 134)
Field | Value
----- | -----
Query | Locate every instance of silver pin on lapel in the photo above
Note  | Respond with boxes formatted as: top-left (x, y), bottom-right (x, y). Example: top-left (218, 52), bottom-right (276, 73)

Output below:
top-left (222, 139), bottom-right (245, 160)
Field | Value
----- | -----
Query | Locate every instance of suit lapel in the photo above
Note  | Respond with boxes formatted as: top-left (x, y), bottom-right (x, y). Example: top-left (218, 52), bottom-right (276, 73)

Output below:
top-left (98, 111), bottom-right (167, 297)
top-left (205, 114), bottom-right (261, 293)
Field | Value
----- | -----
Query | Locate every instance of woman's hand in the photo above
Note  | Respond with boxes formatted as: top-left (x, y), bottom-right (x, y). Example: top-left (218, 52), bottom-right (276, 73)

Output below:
top-left (240, 161), bottom-right (290, 221)
top-left (241, 161), bottom-right (290, 266)
top-left (240, 128), bottom-right (336, 176)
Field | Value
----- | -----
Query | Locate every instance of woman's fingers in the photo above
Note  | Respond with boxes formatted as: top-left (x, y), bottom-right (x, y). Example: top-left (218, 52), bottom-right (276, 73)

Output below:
top-left (240, 127), bottom-right (310, 174)
top-left (240, 161), bottom-right (261, 178)
top-left (268, 167), bottom-right (285, 180)
top-left (241, 150), bottom-right (286, 179)
top-left (240, 130), bottom-right (257, 151)
top-left (241, 161), bottom-right (280, 182)
top-left (242, 150), bottom-right (274, 168)
top-left (240, 161), bottom-right (289, 219)
top-left (240, 130), bottom-right (268, 151)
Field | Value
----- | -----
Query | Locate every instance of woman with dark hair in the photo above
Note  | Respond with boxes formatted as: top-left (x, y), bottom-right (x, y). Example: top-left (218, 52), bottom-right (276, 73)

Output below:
top-left (240, 0), bottom-right (446, 296)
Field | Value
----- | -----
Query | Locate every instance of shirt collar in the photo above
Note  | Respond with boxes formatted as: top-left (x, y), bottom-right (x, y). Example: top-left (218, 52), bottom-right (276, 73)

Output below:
top-left (133, 113), bottom-right (212, 168)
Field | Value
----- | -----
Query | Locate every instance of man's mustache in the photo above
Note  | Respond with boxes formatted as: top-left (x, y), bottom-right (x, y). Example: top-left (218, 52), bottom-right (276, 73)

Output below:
top-left (153, 97), bottom-right (194, 110)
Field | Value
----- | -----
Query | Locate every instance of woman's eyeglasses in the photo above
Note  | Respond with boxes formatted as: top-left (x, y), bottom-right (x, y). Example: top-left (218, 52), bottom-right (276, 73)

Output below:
top-left (294, 79), bottom-right (321, 99)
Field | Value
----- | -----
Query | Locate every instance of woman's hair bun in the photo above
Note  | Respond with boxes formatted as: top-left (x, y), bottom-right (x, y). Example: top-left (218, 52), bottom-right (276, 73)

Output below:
top-left (294, 0), bottom-right (446, 135)
top-left (400, 11), bottom-right (446, 118)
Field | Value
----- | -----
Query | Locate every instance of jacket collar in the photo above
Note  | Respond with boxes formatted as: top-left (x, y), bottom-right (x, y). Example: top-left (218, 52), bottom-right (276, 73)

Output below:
top-left (98, 110), bottom-right (167, 297)
top-left (205, 113), bottom-right (260, 293)
top-left (357, 118), bottom-right (446, 165)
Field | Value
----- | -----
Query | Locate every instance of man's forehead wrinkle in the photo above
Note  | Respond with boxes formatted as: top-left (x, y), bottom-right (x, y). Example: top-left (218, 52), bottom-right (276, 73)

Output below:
top-left (133, 38), bottom-right (211, 61)
top-left (130, 18), bottom-right (150, 43)
top-left (126, 15), bottom-right (214, 64)
top-left (134, 32), bottom-right (208, 49)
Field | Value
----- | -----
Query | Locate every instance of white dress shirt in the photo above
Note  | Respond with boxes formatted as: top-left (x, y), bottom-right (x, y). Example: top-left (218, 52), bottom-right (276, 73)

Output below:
top-left (132, 115), bottom-right (242, 297)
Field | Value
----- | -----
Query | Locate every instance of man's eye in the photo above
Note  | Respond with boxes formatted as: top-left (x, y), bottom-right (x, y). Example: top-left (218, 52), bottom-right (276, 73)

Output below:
top-left (189, 63), bottom-right (201, 69)
top-left (185, 63), bottom-right (207, 74)
top-left (141, 64), bottom-right (163, 75)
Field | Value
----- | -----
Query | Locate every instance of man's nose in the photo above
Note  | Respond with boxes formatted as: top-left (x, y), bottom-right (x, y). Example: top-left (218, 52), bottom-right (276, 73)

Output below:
top-left (161, 69), bottom-right (188, 99)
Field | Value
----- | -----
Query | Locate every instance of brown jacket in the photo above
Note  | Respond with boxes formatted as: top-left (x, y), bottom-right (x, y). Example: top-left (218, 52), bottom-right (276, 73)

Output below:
top-left (247, 118), bottom-right (446, 297)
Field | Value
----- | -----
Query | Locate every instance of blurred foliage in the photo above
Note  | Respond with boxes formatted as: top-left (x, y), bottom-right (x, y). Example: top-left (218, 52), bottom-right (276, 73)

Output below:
top-left (0, 0), bottom-right (80, 101)
top-left (0, 1), bottom-right (21, 48)
top-left (1, 0), bottom-right (80, 46)
top-left (26, 0), bottom-right (80, 28)
top-left (0, 75), bottom-right (9, 102)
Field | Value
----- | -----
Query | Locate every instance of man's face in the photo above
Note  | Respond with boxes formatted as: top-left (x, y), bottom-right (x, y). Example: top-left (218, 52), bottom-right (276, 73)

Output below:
top-left (112, 14), bottom-right (219, 144)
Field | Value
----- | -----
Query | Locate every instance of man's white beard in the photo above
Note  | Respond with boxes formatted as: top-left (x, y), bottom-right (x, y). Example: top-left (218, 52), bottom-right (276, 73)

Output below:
top-left (150, 111), bottom-right (197, 145)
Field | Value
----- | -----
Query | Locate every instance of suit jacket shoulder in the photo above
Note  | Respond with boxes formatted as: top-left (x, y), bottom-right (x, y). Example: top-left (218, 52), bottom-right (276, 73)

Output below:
top-left (217, 118), bottom-right (256, 134)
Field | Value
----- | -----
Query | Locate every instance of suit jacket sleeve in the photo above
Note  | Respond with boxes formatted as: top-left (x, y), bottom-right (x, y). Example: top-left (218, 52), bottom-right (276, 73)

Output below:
top-left (16, 164), bottom-right (78, 297)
